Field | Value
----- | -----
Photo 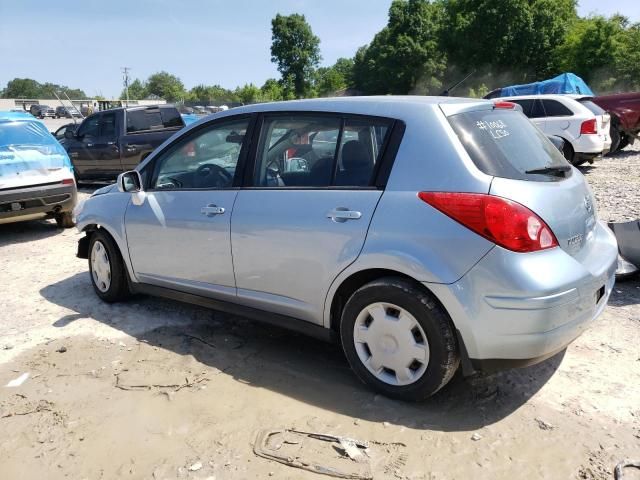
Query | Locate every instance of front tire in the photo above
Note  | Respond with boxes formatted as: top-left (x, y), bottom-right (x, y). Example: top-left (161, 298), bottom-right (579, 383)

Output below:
top-left (340, 277), bottom-right (459, 401)
top-left (88, 230), bottom-right (130, 302)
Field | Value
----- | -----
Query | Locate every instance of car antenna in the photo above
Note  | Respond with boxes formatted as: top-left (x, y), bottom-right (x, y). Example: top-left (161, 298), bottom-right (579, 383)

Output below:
top-left (440, 70), bottom-right (475, 97)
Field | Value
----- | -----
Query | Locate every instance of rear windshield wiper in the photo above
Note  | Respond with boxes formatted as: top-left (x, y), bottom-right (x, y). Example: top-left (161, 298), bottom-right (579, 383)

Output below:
top-left (525, 165), bottom-right (571, 175)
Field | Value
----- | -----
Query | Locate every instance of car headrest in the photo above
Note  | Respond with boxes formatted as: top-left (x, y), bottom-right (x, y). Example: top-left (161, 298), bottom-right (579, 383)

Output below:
top-left (342, 140), bottom-right (371, 170)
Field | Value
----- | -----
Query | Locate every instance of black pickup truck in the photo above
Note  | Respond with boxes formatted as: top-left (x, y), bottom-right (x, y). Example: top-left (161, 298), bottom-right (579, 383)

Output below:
top-left (62, 105), bottom-right (185, 181)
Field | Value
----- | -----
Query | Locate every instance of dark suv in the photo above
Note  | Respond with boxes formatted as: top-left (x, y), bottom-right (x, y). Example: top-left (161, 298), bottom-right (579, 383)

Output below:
top-left (63, 105), bottom-right (185, 181)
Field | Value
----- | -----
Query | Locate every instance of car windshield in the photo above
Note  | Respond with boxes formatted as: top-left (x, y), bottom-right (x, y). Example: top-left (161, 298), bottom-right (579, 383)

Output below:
top-left (447, 108), bottom-right (570, 181)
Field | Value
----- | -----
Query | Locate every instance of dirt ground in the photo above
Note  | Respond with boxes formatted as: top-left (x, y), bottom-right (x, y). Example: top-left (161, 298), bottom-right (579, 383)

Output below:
top-left (0, 138), bottom-right (639, 479)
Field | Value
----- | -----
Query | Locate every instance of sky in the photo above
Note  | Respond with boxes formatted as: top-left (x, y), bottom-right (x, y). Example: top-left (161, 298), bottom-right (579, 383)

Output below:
top-left (0, 0), bottom-right (638, 99)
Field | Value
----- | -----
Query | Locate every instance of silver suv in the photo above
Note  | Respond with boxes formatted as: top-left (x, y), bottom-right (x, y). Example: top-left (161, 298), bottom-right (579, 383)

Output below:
top-left (74, 97), bottom-right (617, 400)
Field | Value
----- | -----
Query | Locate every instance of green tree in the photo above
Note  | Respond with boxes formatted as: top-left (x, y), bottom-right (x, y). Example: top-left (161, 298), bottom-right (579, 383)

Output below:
top-left (614, 22), bottom-right (640, 90)
top-left (353, 0), bottom-right (447, 95)
top-left (332, 57), bottom-right (355, 87)
top-left (315, 67), bottom-right (347, 96)
top-left (120, 79), bottom-right (148, 100)
top-left (2, 78), bottom-right (43, 98)
top-left (189, 84), bottom-right (234, 103)
top-left (234, 83), bottom-right (261, 104)
top-left (443, 0), bottom-right (576, 80)
top-left (145, 71), bottom-right (186, 101)
top-left (557, 15), bottom-right (628, 90)
top-left (260, 78), bottom-right (284, 101)
top-left (270, 13), bottom-right (321, 98)
top-left (1, 78), bottom-right (87, 99)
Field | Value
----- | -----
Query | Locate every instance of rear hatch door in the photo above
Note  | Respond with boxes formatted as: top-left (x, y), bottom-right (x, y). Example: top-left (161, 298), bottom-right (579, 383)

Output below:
top-left (446, 104), bottom-right (597, 260)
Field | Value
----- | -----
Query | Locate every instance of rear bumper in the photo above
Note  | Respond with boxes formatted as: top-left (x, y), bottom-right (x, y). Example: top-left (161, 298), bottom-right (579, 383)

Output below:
top-left (429, 221), bottom-right (618, 372)
top-left (0, 182), bottom-right (77, 224)
top-left (573, 134), bottom-right (606, 155)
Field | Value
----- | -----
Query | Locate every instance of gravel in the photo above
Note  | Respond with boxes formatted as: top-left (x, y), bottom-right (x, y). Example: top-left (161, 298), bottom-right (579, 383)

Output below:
top-left (580, 143), bottom-right (640, 223)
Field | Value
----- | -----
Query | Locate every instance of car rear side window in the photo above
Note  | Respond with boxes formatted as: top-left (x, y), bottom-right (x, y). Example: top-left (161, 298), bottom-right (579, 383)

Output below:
top-left (254, 114), bottom-right (392, 188)
top-left (541, 100), bottom-right (573, 117)
top-left (448, 109), bottom-right (570, 182)
top-left (126, 108), bottom-right (182, 133)
top-left (160, 107), bottom-right (184, 128)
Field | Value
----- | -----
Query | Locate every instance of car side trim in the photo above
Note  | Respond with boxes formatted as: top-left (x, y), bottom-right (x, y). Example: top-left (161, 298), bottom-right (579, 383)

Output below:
top-left (130, 282), bottom-right (336, 343)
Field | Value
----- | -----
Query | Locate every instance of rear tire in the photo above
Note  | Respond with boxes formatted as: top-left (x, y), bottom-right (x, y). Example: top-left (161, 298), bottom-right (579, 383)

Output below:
top-left (88, 230), bottom-right (130, 303)
top-left (618, 133), bottom-right (629, 151)
top-left (340, 277), bottom-right (459, 401)
top-left (55, 211), bottom-right (75, 228)
top-left (562, 141), bottom-right (576, 164)
top-left (609, 125), bottom-right (621, 153)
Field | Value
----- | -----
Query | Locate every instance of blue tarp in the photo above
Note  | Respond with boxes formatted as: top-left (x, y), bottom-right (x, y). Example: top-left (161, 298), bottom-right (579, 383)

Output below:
top-left (0, 114), bottom-right (73, 176)
top-left (496, 73), bottom-right (594, 97)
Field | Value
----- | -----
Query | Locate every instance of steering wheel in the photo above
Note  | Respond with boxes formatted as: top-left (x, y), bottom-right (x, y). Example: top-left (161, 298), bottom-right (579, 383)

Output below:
top-left (195, 163), bottom-right (233, 188)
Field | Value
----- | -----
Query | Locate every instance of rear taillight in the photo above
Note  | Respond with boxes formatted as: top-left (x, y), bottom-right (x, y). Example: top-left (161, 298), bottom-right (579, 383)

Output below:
top-left (418, 192), bottom-right (558, 253)
top-left (580, 118), bottom-right (597, 135)
top-left (61, 178), bottom-right (74, 185)
top-left (493, 101), bottom-right (516, 109)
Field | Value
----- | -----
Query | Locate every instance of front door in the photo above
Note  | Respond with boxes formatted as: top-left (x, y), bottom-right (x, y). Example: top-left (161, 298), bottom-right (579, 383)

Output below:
top-left (125, 116), bottom-right (252, 299)
top-left (66, 113), bottom-right (101, 178)
top-left (231, 113), bottom-right (393, 324)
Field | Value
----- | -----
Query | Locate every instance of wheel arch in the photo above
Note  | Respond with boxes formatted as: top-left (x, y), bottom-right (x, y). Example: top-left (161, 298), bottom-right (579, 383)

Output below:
top-left (326, 267), bottom-right (451, 335)
top-left (78, 221), bottom-right (136, 282)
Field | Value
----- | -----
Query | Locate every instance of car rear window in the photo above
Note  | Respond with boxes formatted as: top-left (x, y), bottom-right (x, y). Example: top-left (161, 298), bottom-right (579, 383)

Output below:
top-left (126, 107), bottom-right (184, 133)
top-left (447, 108), bottom-right (570, 182)
top-left (578, 99), bottom-right (605, 115)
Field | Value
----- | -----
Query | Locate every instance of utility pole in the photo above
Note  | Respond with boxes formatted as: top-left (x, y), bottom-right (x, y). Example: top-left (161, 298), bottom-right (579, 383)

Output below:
top-left (122, 67), bottom-right (131, 106)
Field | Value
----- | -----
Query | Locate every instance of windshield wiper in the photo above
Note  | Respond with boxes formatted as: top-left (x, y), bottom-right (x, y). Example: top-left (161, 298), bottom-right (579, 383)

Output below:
top-left (525, 165), bottom-right (571, 175)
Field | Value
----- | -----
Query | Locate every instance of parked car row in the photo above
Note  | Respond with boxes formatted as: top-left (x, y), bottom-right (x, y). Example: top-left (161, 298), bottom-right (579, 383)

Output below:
top-left (485, 73), bottom-right (639, 157)
top-left (501, 94), bottom-right (611, 166)
top-left (72, 97), bottom-right (617, 400)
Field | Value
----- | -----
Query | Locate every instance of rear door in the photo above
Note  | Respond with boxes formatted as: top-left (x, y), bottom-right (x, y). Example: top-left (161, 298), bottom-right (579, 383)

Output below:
top-left (231, 112), bottom-right (394, 324)
top-left (541, 99), bottom-right (573, 137)
top-left (510, 99), bottom-right (546, 132)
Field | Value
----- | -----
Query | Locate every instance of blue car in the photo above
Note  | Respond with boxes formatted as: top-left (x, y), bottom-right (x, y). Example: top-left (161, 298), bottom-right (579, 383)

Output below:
top-left (0, 111), bottom-right (77, 227)
top-left (73, 97), bottom-right (617, 399)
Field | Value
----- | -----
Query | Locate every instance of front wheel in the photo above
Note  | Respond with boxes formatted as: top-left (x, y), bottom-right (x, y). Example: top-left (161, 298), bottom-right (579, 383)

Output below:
top-left (88, 230), bottom-right (130, 302)
top-left (340, 277), bottom-right (459, 401)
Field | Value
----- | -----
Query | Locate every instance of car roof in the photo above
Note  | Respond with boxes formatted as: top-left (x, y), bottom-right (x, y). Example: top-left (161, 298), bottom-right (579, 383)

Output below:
top-left (499, 94), bottom-right (576, 101)
top-left (0, 111), bottom-right (41, 122)
top-left (198, 96), bottom-right (490, 124)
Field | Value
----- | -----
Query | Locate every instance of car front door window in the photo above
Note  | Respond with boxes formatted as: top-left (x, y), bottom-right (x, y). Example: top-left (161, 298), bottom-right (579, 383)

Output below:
top-left (152, 119), bottom-right (249, 190)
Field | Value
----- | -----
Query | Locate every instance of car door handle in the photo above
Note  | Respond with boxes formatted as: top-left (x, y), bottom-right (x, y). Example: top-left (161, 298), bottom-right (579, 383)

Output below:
top-left (201, 204), bottom-right (225, 216)
top-left (327, 208), bottom-right (362, 222)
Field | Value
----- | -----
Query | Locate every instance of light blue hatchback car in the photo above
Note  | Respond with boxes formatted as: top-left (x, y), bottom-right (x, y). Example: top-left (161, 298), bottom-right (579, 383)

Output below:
top-left (74, 97), bottom-right (617, 400)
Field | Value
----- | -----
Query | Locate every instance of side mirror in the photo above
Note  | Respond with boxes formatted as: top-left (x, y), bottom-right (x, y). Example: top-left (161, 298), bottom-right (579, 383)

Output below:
top-left (64, 129), bottom-right (76, 140)
top-left (117, 170), bottom-right (143, 193)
